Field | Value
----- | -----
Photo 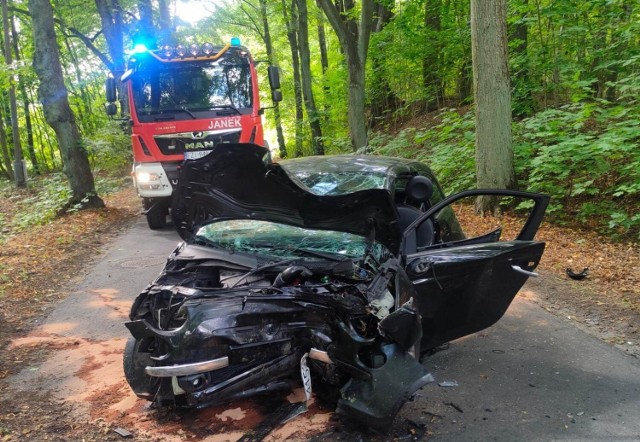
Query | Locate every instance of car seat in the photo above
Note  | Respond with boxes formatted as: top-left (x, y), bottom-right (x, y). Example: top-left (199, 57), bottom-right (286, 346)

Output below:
top-left (396, 176), bottom-right (435, 248)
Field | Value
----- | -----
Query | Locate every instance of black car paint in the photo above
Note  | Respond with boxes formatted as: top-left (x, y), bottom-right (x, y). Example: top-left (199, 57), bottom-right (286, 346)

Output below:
top-left (125, 143), bottom-right (549, 433)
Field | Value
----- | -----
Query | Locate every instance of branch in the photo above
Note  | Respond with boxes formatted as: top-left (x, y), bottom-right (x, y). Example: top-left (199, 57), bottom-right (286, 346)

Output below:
top-left (60, 26), bottom-right (113, 71)
top-left (11, 5), bottom-right (113, 72)
top-left (316, 0), bottom-right (348, 48)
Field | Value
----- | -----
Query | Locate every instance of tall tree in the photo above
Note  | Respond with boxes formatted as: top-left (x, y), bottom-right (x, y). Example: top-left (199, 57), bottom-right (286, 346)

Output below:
top-left (295, 0), bottom-right (324, 155)
top-left (423, 0), bottom-right (443, 109)
top-left (2, 0), bottom-right (25, 187)
top-left (94, 0), bottom-right (128, 113)
top-left (258, 0), bottom-right (287, 157)
top-left (471, 0), bottom-right (515, 213)
top-left (282, 0), bottom-right (304, 156)
top-left (10, 13), bottom-right (39, 174)
top-left (317, 0), bottom-right (375, 151)
top-left (29, 0), bottom-right (104, 208)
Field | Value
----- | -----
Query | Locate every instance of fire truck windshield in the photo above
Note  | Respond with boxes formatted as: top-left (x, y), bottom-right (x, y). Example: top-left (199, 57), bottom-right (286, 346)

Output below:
top-left (131, 57), bottom-right (253, 122)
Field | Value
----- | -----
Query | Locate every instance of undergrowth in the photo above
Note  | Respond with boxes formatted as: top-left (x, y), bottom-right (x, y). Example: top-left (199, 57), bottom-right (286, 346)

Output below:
top-left (369, 101), bottom-right (640, 240)
top-left (1, 173), bottom-right (129, 234)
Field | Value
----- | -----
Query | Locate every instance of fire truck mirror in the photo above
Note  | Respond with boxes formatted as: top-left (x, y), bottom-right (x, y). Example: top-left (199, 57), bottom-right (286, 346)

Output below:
top-left (272, 89), bottom-right (283, 103)
top-left (105, 77), bottom-right (117, 103)
top-left (268, 66), bottom-right (281, 91)
top-left (105, 102), bottom-right (118, 116)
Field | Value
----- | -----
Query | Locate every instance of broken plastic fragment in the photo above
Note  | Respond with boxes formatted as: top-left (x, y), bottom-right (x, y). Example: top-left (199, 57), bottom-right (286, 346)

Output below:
top-left (113, 428), bottom-right (133, 438)
top-left (438, 380), bottom-right (458, 387)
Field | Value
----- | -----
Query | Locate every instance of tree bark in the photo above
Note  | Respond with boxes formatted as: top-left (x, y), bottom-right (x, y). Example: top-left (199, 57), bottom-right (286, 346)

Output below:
top-left (10, 13), bottom-right (38, 174)
top-left (0, 108), bottom-right (14, 180)
top-left (95, 0), bottom-right (128, 114)
top-left (2, 0), bottom-right (25, 187)
top-left (282, 0), bottom-right (304, 157)
top-left (258, 0), bottom-right (287, 158)
top-left (29, 0), bottom-right (104, 208)
top-left (471, 0), bottom-right (516, 213)
top-left (368, 2), bottom-right (399, 128)
top-left (295, 0), bottom-right (324, 155)
top-left (317, 0), bottom-right (374, 151)
top-left (423, 0), bottom-right (443, 110)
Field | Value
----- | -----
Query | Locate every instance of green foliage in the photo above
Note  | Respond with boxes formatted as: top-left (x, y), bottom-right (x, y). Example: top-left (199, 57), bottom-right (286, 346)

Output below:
top-left (10, 174), bottom-right (71, 229)
top-left (369, 100), bottom-right (639, 239)
top-left (514, 102), bottom-right (640, 238)
top-left (7, 173), bottom-right (126, 231)
top-left (85, 121), bottom-right (132, 173)
top-left (369, 109), bottom-right (476, 193)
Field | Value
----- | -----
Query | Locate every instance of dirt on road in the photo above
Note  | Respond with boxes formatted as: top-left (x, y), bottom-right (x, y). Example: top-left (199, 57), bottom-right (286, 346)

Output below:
top-left (0, 187), bottom-right (638, 441)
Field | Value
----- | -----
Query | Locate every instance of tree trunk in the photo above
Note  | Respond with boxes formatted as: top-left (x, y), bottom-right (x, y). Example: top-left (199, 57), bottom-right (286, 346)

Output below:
top-left (95, 0), bottom-right (128, 114)
top-left (283, 0), bottom-right (304, 157)
top-left (258, 0), bottom-right (287, 158)
top-left (317, 0), bottom-right (374, 151)
top-left (368, 2), bottom-right (399, 128)
top-left (0, 109), bottom-right (14, 180)
top-left (157, 0), bottom-right (173, 44)
top-left (423, 0), bottom-right (443, 110)
top-left (29, 0), bottom-right (104, 209)
top-left (10, 13), bottom-right (38, 174)
top-left (295, 0), bottom-right (324, 155)
top-left (136, 0), bottom-right (155, 47)
top-left (471, 0), bottom-right (516, 213)
top-left (510, 0), bottom-right (532, 116)
top-left (316, 13), bottom-right (330, 125)
top-left (2, 0), bottom-right (25, 187)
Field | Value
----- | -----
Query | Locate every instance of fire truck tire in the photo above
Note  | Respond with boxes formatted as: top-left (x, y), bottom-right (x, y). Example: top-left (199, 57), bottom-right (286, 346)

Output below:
top-left (146, 203), bottom-right (167, 229)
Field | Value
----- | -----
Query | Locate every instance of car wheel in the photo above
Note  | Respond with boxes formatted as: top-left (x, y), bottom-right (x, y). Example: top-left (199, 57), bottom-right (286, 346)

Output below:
top-left (146, 204), bottom-right (167, 229)
top-left (123, 337), bottom-right (160, 401)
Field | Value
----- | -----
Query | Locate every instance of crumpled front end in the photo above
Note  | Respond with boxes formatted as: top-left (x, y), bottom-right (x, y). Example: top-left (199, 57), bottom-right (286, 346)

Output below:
top-left (124, 254), bottom-right (432, 432)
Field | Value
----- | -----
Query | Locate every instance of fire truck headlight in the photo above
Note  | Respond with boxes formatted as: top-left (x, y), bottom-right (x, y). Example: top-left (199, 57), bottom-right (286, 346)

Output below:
top-left (137, 171), bottom-right (160, 183)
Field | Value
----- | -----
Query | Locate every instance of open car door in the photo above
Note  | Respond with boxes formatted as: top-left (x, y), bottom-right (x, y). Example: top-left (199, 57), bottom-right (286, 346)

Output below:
top-left (401, 189), bottom-right (549, 352)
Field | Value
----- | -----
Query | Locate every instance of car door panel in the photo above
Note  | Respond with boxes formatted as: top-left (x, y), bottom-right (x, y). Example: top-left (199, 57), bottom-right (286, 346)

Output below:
top-left (401, 189), bottom-right (549, 351)
top-left (407, 241), bottom-right (545, 350)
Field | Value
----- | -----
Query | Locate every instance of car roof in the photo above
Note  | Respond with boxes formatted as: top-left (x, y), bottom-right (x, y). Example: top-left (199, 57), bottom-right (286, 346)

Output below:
top-left (279, 154), bottom-right (425, 176)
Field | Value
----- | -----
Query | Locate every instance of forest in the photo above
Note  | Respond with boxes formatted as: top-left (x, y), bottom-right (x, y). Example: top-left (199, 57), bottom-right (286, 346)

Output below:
top-left (0, 0), bottom-right (638, 239)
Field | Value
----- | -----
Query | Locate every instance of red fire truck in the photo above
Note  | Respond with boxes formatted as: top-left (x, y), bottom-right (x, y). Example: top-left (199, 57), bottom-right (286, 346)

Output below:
top-left (105, 38), bottom-right (281, 229)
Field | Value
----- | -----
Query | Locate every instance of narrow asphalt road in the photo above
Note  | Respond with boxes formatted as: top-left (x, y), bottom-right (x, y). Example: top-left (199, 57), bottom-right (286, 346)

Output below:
top-left (8, 217), bottom-right (640, 441)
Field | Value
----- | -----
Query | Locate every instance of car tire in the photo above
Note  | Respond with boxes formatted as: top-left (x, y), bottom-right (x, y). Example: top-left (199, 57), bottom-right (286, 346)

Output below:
top-left (146, 204), bottom-right (167, 229)
top-left (123, 337), bottom-right (159, 401)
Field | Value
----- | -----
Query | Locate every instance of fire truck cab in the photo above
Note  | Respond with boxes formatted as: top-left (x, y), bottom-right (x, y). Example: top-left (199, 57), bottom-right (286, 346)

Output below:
top-left (105, 39), bottom-right (281, 229)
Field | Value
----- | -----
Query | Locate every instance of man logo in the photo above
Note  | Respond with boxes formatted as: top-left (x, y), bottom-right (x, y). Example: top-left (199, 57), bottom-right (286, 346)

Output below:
top-left (185, 141), bottom-right (215, 150)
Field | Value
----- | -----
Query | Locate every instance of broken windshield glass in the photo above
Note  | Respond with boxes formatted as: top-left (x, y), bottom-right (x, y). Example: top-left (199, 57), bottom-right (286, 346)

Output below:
top-left (195, 219), bottom-right (385, 260)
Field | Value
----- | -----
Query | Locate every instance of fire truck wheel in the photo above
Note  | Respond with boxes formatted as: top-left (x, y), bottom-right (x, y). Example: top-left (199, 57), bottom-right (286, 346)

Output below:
top-left (146, 204), bottom-right (167, 229)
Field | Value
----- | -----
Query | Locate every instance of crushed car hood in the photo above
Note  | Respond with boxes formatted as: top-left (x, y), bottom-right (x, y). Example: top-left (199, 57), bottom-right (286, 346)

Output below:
top-left (171, 143), bottom-right (402, 253)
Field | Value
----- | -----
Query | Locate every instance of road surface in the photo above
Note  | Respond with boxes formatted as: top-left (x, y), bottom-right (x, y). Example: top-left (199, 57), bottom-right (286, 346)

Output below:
top-left (7, 217), bottom-right (640, 441)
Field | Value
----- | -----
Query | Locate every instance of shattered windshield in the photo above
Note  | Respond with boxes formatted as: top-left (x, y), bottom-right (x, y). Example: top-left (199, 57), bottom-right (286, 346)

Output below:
top-left (291, 171), bottom-right (387, 195)
top-left (195, 219), bottom-right (375, 260)
top-left (131, 55), bottom-right (252, 122)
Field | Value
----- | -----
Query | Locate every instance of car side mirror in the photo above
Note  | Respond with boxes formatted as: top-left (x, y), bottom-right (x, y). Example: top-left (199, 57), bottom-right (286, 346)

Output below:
top-left (271, 89), bottom-right (283, 103)
top-left (105, 77), bottom-right (117, 103)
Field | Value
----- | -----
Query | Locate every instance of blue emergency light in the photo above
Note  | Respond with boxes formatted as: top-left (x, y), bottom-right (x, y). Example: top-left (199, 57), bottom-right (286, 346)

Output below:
top-left (231, 37), bottom-right (241, 46)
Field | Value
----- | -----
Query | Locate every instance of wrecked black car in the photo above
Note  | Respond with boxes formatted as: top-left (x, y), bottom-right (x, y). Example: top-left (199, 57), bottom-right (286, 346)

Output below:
top-left (124, 143), bottom-right (549, 433)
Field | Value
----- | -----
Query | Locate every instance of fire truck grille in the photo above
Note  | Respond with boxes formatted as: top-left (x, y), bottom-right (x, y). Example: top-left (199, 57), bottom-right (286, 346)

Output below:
top-left (154, 130), bottom-right (242, 156)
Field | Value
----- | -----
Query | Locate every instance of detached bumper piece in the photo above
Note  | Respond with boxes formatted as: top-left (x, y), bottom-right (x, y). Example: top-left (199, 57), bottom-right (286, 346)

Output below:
top-left (336, 343), bottom-right (434, 433)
